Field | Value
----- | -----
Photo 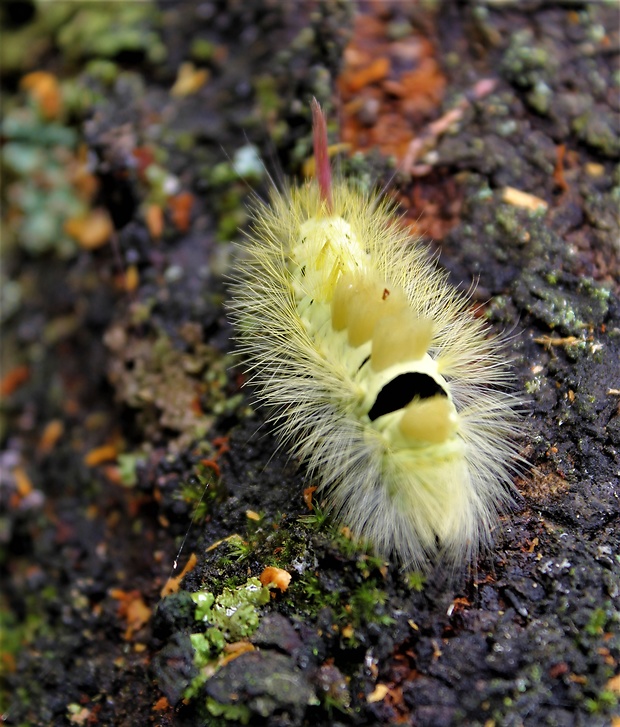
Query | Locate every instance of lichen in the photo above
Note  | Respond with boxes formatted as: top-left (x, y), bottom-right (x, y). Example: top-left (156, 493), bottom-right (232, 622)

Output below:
top-left (184, 578), bottom-right (271, 702)
top-left (2, 105), bottom-right (85, 257)
top-left (516, 272), bottom-right (611, 337)
top-left (1, 1), bottom-right (165, 72)
top-left (104, 317), bottom-right (237, 452)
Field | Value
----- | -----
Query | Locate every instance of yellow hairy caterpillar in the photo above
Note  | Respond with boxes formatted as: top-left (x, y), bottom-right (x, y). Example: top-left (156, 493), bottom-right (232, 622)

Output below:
top-left (228, 100), bottom-right (522, 571)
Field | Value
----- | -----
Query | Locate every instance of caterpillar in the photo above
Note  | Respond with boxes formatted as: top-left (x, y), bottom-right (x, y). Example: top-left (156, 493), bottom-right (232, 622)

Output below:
top-left (228, 100), bottom-right (522, 571)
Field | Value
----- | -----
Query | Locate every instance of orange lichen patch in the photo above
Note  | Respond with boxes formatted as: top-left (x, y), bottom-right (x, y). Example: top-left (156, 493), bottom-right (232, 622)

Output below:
top-left (569, 674), bottom-right (588, 685)
top-left (84, 444), bottom-right (118, 467)
top-left (553, 144), bottom-right (569, 193)
top-left (598, 646), bottom-right (615, 666)
top-left (608, 673), bottom-right (620, 695)
top-left (246, 510), bottom-right (261, 521)
top-left (68, 706), bottom-right (91, 725)
top-left (145, 203), bottom-right (164, 239)
top-left (20, 71), bottom-right (62, 119)
top-left (206, 534), bottom-right (240, 552)
top-left (13, 465), bottom-right (33, 498)
top-left (259, 566), bottom-right (292, 592)
top-left (109, 589), bottom-right (152, 640)
top-left (71, 145), bottom-right (99, 201)
top-left (1, 651), bottom-right (17, 674)
top-left (65, 208), bottom-right (114, 250)
top-left (124, 264), bottom-right (140, 294)
top-left (102, 464), bottom-right (124, 486)
top-left (549, 662), bottom-right (570, 679)
top-left (37, 419), bottom-right (65, 456)
top-left (0, 365), bottom-right (30, 396)
top-left (152, 697), bottom-right (170, 712)
top-left (132, 147), bottom-right (156, 179)
top-left (168, 191), bottom-right (194, 232)
top-left (170, 62), bottom-right (209, 97)
top-left (200, 458), bottom-right (221, 477)
top-left (160, 552), bottom-right (198, 597)
top-left (190, 395), bottom-right (203, 416)
top-left (338, 10), bottom-right (446, 160)
top-left (394, 58), bottom-right (447, 115)
top-left (335, 4), bottom-right (469, 242)
top-left (303, 485), bottom-right (317, 510)
top-left (527, 536), bottom-right (540, 554)
top-left (212, 436), bottom-right (230, 457)
top-left (343, 56), bottom-right (391, 94)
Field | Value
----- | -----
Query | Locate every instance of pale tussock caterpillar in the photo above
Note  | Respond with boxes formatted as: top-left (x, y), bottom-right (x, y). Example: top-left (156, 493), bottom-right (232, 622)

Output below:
top-left (228, 100), bottom-right (523, 571)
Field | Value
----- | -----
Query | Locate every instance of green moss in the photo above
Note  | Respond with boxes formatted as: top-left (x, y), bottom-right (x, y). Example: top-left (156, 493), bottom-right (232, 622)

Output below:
top-left (190, 38), bottom-right (217, 62)
top-left (356, 552), bottom-right (388, 574)
top-left (56, 3), bottom-right (166, 64)
top-left (350, 583), bottom-right (394, 627)
top-left (296, 572), bottom-right (340, 615)
top-left (298, 500), bottom-right (380, 564)
top-left (585, 606), bottom-right (611, 637)
top-left (572, 108), bottom-right (620, 157)
top-left (584, 691), bottom-right (618, 714)
top-left (177, 461), bottom-right (222, 521)
top-left (84, 59), bottom-right (120, 85)
top-left (298, 504), bottom-right (331, 531)
top-left (1, 1), bottom-right (165, 72)
top-left (254, 75), bottom-right (282, 120)
top-left (292, 572), bottom-right (394, 631)
top-left (224, 535), bottom-right (253, 563)
top-left (405, 571), bottom-right (427, 592)
top-left (205, 696), bottom-right (251, 724)
top-left (201, 146), bottom-right (265, 242)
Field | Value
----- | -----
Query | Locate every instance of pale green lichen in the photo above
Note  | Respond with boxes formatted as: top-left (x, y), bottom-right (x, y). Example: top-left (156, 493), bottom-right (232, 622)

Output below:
top-left (104, 322), bottom-right (238, 451)
top-left (192, 578), bottom-right (271, 639)
top-left (185, 578), bottom-right (271, 702)
top-left (519, 273), bottom-right (610, 337)
top-left (2, 107), bottom-right (84, 257)
top-left (501, 29), bottom-right (557, 90)
top-left (1, 0), bottom-right (165, 73)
